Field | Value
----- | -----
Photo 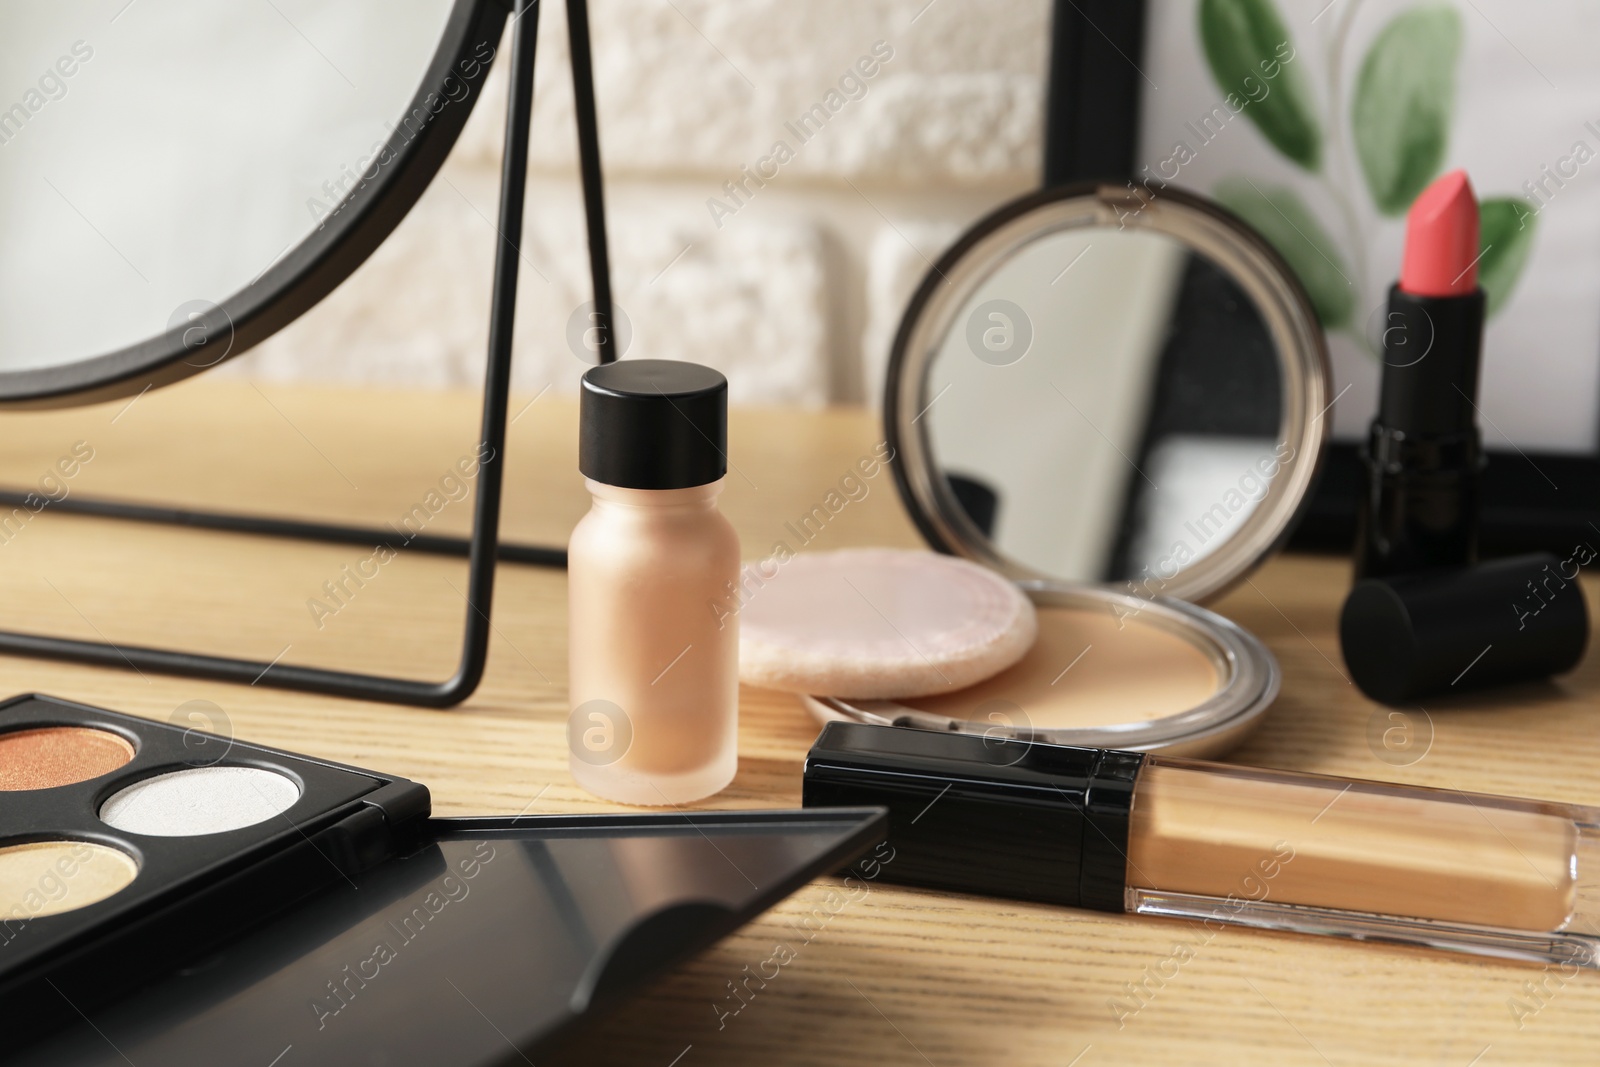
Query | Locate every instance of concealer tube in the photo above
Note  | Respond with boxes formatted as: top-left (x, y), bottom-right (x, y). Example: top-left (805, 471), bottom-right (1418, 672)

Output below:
top-left (804, 723), bottom-right (1600, 967)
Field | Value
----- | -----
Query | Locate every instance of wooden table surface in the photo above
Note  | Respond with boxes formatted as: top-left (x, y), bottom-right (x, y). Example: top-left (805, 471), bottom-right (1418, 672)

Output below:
top-left (2, 378), bottom-right (1597, 1065)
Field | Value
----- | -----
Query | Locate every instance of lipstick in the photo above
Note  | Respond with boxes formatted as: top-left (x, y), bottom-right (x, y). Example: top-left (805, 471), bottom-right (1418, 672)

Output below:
top-left (1355, 169), bottom-right (1487, 577)
top-left (1398, 169), bottom-right (1481, 298)
top-left (804, 723), bottom-right (1600, 969)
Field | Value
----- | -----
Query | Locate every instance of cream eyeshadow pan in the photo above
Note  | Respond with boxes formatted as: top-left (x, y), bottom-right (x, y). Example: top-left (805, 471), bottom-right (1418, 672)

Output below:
top-left (0, 841), bottom-right (138, 920)
top-left (903, 604), bottom-right (1221, 728)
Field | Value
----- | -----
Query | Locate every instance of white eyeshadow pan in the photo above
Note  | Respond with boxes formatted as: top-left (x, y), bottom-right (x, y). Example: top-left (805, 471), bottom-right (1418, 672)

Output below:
top-left (100, 767), bottom-right (301, 837)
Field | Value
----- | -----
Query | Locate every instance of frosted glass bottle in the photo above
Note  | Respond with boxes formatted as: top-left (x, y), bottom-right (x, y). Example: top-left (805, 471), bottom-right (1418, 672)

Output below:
top-left (567, 360), bottom-right (740, 805)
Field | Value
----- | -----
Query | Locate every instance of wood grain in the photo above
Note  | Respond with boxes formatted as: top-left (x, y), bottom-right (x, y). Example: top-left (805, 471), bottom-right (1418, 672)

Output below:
top-left (1, 377), bottom-right (1596, 1065)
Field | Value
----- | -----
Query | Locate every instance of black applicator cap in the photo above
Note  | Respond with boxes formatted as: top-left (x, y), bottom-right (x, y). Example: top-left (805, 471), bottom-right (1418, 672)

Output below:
top-left (1340, 553), bottom-right (1590, 705)
top-left (580, 359), bottom-right (727, 489)
top-left (802, 721), bottom-right (1143, 912)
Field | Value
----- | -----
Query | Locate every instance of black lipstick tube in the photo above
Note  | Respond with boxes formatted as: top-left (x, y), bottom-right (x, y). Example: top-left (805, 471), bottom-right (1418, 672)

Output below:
top-left (1354, 284), bottom-right (1487, 578)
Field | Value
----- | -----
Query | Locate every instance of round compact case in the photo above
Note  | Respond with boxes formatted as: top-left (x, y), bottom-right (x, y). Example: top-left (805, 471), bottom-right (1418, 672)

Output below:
top-left (742, 183), bottom-right (1331, 758)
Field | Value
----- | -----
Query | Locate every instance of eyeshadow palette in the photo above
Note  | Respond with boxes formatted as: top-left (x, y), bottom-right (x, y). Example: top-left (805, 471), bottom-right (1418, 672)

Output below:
top-left (1, 694), bottom-right (887, 1061)
top-left (0, 693), bottom-right (428, 1028)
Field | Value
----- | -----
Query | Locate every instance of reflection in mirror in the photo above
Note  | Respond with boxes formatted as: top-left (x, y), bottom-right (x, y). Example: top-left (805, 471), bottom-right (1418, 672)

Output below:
top-left (925, 226), bottom-right (1283, 585)
top-left (0, 1), bottom-right (454, 372)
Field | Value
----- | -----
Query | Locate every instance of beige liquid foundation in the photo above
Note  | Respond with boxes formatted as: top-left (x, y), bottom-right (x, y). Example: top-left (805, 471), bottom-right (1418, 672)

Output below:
top-left (567, 360), bottom-right (740, 805)
top-left (805, 723), bottom-right (1600, 967)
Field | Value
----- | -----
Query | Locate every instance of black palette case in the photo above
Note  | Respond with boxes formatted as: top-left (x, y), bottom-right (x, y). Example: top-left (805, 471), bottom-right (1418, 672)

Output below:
top-left (0, 694), bottom-right (886, 1061)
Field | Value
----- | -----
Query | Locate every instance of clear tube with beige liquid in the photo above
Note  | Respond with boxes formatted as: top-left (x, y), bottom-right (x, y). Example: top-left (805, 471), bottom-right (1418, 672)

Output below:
top-left (1125, 757), bottom-right (1600, 967)
top-left (803, 723), bottom-right (1600, 968)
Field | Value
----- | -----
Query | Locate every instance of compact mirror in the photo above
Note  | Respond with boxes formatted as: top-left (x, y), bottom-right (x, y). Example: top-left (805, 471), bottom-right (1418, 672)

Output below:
top-left (0, 1), bottom-right (573, 706)
top-left (0, 0), bottom-right (500, 405)
top-left (817, 183), bottom-right (1332, 754)
top-left (887, 183), bottom-right (1329, 603)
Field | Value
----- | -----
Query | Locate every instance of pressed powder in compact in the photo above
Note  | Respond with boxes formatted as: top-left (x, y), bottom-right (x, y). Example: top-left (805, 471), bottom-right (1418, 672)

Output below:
top-left (100, 767), bottom-right (301, 837)
top-left (903, 603), bottom-right (1219, 728)
top-left (805, 583), bottom-right (1279, 757)
top-left (0, 841), bottom-right (138, 919)
top-left (0, 728), bottom-right (135, 791)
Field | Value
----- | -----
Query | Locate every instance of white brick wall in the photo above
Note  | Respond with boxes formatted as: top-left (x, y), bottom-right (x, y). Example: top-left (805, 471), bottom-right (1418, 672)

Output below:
top-left (226, 0), bottom-right (1049, 405)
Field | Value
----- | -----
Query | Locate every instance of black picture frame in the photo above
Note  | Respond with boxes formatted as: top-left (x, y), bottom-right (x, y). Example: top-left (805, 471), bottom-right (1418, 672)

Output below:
top-left (1043, 0), bottom-right (1600, 556)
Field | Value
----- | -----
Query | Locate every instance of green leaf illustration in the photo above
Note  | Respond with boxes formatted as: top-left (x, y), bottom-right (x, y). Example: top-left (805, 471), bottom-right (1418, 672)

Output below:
top-left (1352, 5), bottom-right (1462, 215)
top-left (1198, 0), bottom-right (1322, 169)
top-left (1215, 178), bottom-right (1354, 329)
top-left (1477, 197), bottom-right (1537, 316)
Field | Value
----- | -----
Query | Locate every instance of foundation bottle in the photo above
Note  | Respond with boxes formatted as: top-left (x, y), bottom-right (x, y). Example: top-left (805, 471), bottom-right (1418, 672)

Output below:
top-left (567, 359), bottom-right (740, 805)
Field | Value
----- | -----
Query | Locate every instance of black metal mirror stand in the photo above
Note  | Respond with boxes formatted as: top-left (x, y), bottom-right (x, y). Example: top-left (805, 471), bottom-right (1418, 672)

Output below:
top-left (0, 0), bottom-right (612, 706)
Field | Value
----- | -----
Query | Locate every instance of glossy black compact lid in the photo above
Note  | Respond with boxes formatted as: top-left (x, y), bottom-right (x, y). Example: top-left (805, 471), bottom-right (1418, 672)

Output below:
top-left (18, 808), bottom-right (886, 1064)
top-left (579, 359), bottom-right (728, 489)
top-left (802, 722), bottom-right (1143, 911)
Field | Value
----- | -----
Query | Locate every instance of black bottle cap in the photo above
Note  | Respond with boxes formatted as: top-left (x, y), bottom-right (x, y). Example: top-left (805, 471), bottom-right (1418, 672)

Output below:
top-left (579, 360), bottom-right (727, 489)
top-left (1340, 552), bottom-right (1590, 705)
top-left (802, 721), bottom-right (1144, 912)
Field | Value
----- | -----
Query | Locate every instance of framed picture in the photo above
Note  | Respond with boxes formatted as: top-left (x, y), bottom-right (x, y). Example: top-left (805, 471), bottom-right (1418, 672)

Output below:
top-left (1045, 0), bottom-right (1600, 553)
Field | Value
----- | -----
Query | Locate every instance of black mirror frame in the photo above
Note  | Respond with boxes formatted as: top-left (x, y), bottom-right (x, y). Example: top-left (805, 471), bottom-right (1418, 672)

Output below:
top-left (0, 0), bottom-right (615, 706)
top-left (1, 0), bottom-right (507, 408)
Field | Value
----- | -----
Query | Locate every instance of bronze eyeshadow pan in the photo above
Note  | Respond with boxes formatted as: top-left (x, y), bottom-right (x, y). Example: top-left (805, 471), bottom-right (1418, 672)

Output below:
top-left (0, 726), bottom-right (135, 791)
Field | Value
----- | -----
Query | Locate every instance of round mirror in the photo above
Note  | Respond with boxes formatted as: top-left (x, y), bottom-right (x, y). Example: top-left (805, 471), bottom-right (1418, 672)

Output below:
top-left (0, 0), bottom-right (504, 406)
top-left (886, 183), bottom-right (1330, 602)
